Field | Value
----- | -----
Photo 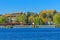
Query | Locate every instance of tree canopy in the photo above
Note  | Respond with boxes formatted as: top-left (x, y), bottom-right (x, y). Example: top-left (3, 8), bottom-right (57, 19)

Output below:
top-left (53, 13), bottom-right (60, 24)
top-left (17, 14), bottom-right (26, 24)
top-left (0, 16), bottom-right (6, 24)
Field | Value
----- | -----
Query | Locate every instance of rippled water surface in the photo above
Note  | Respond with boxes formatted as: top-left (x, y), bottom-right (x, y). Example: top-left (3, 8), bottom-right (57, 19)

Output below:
top-left (0, 28), bottom-right (60, 40)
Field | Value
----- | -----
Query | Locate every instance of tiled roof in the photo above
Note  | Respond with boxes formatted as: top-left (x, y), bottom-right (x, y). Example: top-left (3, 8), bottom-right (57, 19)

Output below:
top-left (5, 14), bottom-right (11, 17)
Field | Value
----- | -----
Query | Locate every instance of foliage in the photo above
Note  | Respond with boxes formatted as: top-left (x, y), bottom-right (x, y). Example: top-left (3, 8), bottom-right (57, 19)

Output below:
top-left (28, 15), bottom-right (44, 25)
top-left (53, 13), bottom-right (60, 25)
top-left (27, 12), bottom-right (38, 23)
top-left (28, 16), bottom-right (34, 24)
top-left (27, 12), bottom-right (37, 16)
top-left (0, 16), bottom-right (6, 24)
top-left (34, 16), bottom-right (43, 25)
top-left (0, 10), bottom-right (58, 26)
top-left (43, 13), bottom-right (47, 18)
top-left (17, 14), bottom-right (26, 24)
top-left (39, 10), bottom-right (56, 24)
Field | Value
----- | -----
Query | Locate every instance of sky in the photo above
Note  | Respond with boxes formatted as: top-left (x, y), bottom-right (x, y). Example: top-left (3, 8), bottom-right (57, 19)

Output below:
top-left (0, 0), bottom-right (60, 14)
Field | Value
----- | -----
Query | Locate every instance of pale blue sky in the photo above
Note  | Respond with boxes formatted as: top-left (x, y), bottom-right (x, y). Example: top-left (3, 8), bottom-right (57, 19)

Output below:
top-left (0, 0), bottom-right (60, 14)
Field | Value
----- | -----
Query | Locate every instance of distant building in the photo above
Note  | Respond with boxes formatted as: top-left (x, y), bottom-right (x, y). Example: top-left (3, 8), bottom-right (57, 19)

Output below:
top-left (4, 12), bottom-right (24, 24)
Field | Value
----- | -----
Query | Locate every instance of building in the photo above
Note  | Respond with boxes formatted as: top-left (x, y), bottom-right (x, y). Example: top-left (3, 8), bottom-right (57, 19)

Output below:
top-left (4, 13), bottom-right (24, 25)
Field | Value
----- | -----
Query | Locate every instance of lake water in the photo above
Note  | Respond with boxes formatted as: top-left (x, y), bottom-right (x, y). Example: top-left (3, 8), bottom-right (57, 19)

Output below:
top-left (0, 28), bottom-right (60, 40)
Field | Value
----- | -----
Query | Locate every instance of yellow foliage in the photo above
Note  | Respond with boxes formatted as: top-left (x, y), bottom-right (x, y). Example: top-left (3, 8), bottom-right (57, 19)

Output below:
top-left (40, 10), bottom-right (47, 13)
top-left (47, 10), bottom-right (55, 13)
top-left (29, 16), bottom-right (34, 20)
top-left (28, 16), bottom-right (34, 22)
top-left (41, 18), bottom-right (48, 23)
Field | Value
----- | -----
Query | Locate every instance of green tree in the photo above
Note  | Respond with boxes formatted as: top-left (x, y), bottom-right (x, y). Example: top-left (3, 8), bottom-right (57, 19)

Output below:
top-left (43, 13), bottom-right (47, 18)
top-left (0, 16), bottom-right (6, 24)
top-left (27, 12), bottom-right (37, 16)
top-left (28, 16), bottom-right (44, 25)
top-left (34, 16), bottom-right (43, 25)
top-left (28, 16), bottom-right (34, 24)
top-left (27, 12), bottom-right (38, 24)
top-left (53, 13), bottom-right (60, 26)
top-left (17, 14), bottom-right (26, 24)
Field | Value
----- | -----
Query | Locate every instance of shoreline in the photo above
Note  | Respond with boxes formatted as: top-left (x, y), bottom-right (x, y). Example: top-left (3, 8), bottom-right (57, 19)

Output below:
top-left (0, 25), bottom-right (56, 28)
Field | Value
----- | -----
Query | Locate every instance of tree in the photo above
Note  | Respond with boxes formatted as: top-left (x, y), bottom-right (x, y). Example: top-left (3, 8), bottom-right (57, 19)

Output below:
top-left (43, 13), bottom-right (47, 18)
top-left (28, 16), bottom-right (34, 24)
top-left (28, 16), bottom-right (44, 25)
top-left (27, 12), bottom-right (37, 16)
top-left (53, 13), bottom-right (60, 25)
top-left (39, 10), bottom-right (56, 24)
top-left (34, 16), bottom-right (43, 25)
top-left (0, 16), bottom-right (6, 24)
top-left (27, 12), bottom-right (38, 24)
top-left (17, 14), bottom-right (26, 24)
